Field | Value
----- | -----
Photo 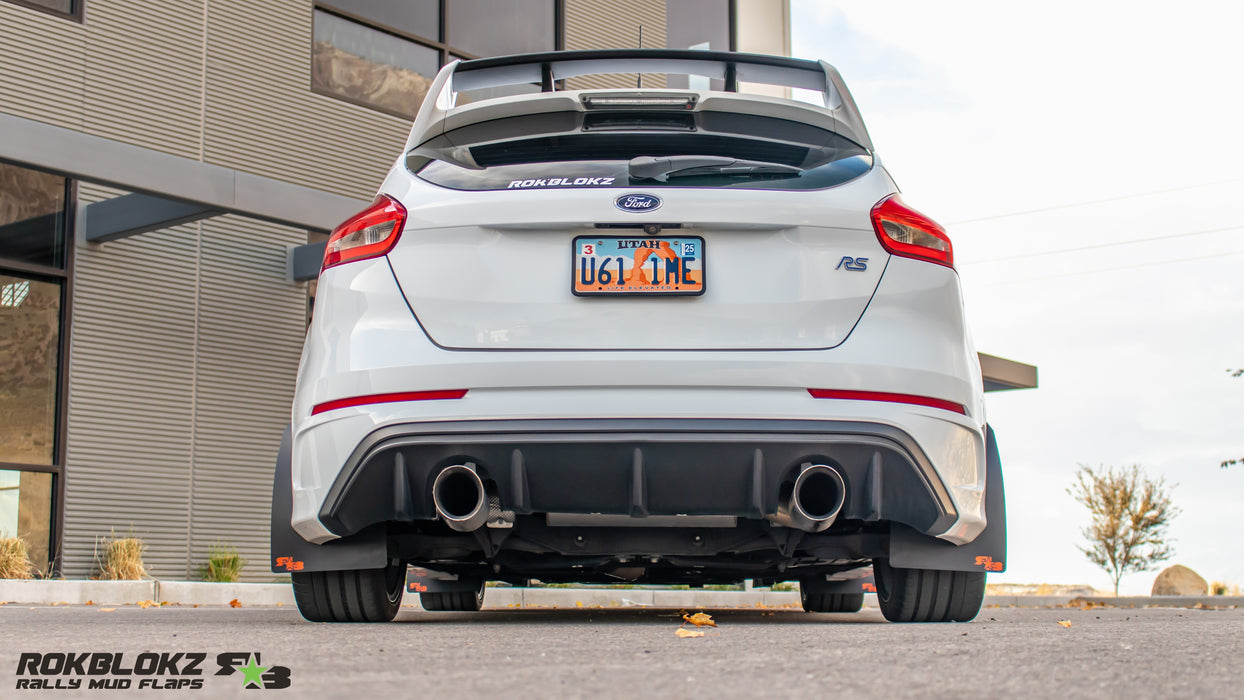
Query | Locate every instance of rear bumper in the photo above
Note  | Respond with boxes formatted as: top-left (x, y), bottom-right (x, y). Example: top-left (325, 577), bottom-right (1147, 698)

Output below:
top-left (293, 417), bottom-right (984, 546)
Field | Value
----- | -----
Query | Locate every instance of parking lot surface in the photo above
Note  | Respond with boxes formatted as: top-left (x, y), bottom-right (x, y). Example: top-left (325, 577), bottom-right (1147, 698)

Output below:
top-left (2, 604), bottom-right (1240, 698)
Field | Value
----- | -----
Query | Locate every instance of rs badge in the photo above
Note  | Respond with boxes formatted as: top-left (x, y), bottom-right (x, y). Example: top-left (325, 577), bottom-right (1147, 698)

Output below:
top-left (836, 256), bottom-right (868, 271)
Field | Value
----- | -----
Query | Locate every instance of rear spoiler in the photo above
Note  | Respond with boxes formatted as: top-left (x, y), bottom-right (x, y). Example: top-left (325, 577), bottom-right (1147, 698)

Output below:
top-left (404, 49), bottom-right (873, 154)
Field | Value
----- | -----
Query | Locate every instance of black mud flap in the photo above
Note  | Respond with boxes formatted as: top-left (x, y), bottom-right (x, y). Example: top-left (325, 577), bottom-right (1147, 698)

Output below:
top-left (887, 424), bottom-right (1006, 573)
top-left (406, 567), bottom-right (484, 594)
top-left (270, 426), bottom-right (387, 574)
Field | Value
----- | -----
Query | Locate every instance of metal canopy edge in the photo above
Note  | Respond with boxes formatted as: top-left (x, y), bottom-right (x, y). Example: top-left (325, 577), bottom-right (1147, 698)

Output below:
top-left (84, 193), bottom-right (221, 243)
top-left (978, 353), bottom-right (1038, 392)
top-left (292, 241), bottom-right (328, 282)
top-left (0, 113), bottom-right (368, 236)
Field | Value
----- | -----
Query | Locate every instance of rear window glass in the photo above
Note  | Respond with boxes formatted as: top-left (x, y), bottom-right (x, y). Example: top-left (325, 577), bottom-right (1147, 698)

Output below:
top-left (409, 108), bottom-right (872, 191)
top-left (415, 155), bottom-right (873, 191)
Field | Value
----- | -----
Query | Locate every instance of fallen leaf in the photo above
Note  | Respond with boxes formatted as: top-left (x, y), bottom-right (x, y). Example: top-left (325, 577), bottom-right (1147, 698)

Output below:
top-left (84, 600), bottom-right (94, 606)
top-left (675, 628), bottom-right (705, 638)
top-left (228, 599), bottom-right (241, 608)
top-left (98, 608), bottom-right (116, 612)
top-left (276, 602), bottom-right (284, 607)
top-left (1057, 620), bottom-right (1072, 628)
top-left (137, 600), bottom-right (158, 609)
top-left (682, 611), bottom-right (717, 628)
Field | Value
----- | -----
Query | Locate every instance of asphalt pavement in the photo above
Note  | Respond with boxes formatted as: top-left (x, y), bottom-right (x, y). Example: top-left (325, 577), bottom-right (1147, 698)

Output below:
top-left (2, 604), bottom-right (1240, 698)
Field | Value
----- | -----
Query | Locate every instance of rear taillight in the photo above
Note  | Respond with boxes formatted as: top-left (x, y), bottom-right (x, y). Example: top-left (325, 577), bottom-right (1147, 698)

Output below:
top-left (322, 195), bottom-right (407, 272)
top-left (870, 194), bottom-right (953, 268)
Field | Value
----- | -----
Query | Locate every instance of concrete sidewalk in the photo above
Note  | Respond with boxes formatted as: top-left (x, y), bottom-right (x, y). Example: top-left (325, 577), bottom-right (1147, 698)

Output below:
top-left (3, 579), bottom-right (1242, 610)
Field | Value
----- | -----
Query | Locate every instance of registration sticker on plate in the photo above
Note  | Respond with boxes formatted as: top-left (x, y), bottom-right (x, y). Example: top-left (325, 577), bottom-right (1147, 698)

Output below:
top-left (572, 236), bottom-right (705, 296)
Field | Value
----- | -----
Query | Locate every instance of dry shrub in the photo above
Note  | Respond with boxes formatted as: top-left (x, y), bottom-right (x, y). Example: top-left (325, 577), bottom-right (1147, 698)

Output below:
top-left (96, 533), bottom-right (148, 580)
top-left (198, 544), bottom-right (246, 583)
top-left (0, 536), bottom-right (34, 579)
top-left (1210, 580), bottom-right (1240, 596)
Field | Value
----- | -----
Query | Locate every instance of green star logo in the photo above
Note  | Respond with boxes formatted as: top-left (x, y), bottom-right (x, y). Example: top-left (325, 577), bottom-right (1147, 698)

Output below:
top-left (238, 655), bottom-right (268, 689)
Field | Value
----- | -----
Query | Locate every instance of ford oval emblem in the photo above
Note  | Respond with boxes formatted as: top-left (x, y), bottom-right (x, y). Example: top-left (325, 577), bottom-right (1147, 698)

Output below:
top-left (615, 193), bottom-right (662, 213)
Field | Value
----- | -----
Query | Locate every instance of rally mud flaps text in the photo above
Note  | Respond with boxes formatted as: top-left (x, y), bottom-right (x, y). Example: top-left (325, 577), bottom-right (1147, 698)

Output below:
top-left (14, 652), bottom-right (291, 690)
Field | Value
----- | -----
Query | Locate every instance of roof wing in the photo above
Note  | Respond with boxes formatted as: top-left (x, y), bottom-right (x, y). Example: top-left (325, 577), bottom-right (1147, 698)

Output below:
top-left (452, 49), bottom-right (830, 93)
top-left (405, 49), bottom-right (873, 153)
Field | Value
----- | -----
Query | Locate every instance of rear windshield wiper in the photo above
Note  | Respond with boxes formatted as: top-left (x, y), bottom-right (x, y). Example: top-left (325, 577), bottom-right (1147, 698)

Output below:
top-left (629, 155), bottom-right (803, 181)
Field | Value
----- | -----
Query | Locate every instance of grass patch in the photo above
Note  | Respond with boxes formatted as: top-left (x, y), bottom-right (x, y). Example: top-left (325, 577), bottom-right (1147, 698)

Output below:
top-left (197, 544), bottom-right (247, 583)
top-left (0, 536), bottom-right (34, 579)
top-left (95, 532), bottom-right (148, 580)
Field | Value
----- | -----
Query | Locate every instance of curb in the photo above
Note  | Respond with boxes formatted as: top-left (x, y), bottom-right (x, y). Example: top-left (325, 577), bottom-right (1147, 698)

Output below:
top-left (0, 580), bottom-right (295, 607)
top-left (4, 580), bottom-right (1242, 610)
top-left (1068, 595), bottom-right (1244, 609)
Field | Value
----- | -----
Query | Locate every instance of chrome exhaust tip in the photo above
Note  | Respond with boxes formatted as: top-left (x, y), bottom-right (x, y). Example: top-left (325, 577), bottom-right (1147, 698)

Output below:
top-left (768, 464), bottom-right (846, 533)
top-left (432, 464), bottom-right (489, 532)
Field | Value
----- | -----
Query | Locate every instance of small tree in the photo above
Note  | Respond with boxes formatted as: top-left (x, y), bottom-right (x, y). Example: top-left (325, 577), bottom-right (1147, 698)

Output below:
top-left (1224, 369), bottom-right (1242, 468)
top-left (1067, 465), bottom-right (1179, 595)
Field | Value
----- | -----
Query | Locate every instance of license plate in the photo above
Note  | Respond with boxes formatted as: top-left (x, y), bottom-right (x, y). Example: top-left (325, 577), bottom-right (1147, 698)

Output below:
top-left (572, 235), bottom-right (705, 296)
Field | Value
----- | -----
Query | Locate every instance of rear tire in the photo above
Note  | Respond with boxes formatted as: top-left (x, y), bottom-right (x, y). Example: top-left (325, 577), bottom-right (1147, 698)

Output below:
top-left (419, 583), bottom-right (485, 612)
top-left (291, 563), bottom-right (405, 622)
top-left (873, 558), bottom-right (985, 622)
top-left (800, 588), bottom-right (865, 613)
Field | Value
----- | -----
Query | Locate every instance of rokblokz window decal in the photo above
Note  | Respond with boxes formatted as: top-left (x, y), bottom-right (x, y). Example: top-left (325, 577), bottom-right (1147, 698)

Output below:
top-left (506, 177), bottom-right (616, 188)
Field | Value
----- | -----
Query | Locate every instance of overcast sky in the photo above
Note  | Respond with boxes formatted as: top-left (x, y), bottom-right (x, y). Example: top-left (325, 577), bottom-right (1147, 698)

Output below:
top-left (791, 0), bottom-right (1244, 594)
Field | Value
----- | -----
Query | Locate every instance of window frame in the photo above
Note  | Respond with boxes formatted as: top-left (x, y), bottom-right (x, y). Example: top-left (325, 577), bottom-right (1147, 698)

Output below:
top-left (310, 1), bottom-right (564, 118)
top-left (0, 174), bottom-right (75, 576)
top-left (2, 0), bottom-right (83, 23)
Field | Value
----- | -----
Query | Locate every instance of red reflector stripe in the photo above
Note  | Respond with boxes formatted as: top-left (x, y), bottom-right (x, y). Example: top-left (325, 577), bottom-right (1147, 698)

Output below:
top-left (311, 389), bottom-right (468, 416)
top-left (807, 389), bottom-right (966, 415)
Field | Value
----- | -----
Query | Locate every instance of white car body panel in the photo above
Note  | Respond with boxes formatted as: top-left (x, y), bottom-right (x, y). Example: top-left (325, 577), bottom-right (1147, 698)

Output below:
top-left (381, 164), bottom-right (897, 350)
top-left (292, 250), bottom-right (987, 544)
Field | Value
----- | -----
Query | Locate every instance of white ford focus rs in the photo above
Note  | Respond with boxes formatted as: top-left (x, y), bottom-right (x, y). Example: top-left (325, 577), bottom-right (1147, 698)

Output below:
top-left (271, 49), bottom-right (1006, 623)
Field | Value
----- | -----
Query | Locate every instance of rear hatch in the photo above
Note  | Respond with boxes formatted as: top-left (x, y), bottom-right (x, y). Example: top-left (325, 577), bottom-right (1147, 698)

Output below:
top-left (385, 91), bottom-right (894, 351)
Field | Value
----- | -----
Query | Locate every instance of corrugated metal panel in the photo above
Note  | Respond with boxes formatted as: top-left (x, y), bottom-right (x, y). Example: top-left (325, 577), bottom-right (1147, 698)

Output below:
top-left (64, 193), bottom-right (306, 582)
top-left (563, 0), bottom-right (667, 90)
top-left (202, 0), bottom-right (410, 201)
top-left (0, 3), bottom-right (86, 129)
top-left (82, 1), bottom-right (206, 159)
top-left (63, 184), bottom-right (199, 579)
top-left (188, 214), bottom-right (305, 582)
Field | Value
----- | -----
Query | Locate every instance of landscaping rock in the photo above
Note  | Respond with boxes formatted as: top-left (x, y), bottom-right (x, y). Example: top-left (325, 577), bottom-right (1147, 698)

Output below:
top-left (1151, 564), bottom-right (1208, 596)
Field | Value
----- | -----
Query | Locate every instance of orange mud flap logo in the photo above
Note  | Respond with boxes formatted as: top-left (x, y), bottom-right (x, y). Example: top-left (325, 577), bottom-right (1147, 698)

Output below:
top-left (274, 556), bottom-right (304, 572)
top-left (975, 555), bottom-right (1004, 571)
top-left (861, 582), bottom-right (877, 593)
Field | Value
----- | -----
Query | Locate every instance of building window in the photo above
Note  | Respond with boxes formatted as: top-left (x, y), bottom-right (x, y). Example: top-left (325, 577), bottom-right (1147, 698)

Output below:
top-left (0, 161), bottom-right (72, 576)
top-left (0, 274), bottom-right (60, 467)
top-left (2, 0), bottom-right (83, 22)
top-left (311, 1), bottom-right (558, 118)
top-left (0, 469), bottom-right (53, 575)
top-left (312, 9), bottom-right (440, 118)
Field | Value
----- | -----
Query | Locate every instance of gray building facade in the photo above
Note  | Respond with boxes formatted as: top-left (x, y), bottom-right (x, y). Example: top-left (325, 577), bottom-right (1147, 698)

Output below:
top-left (0, 0), bottom-right (792, 580)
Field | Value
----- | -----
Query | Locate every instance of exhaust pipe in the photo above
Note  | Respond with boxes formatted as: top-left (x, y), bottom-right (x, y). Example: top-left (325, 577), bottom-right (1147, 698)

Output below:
top-left (768, 464), bottom-right (846, 533)
top-left (432, 464), bottom-right (489, 532)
